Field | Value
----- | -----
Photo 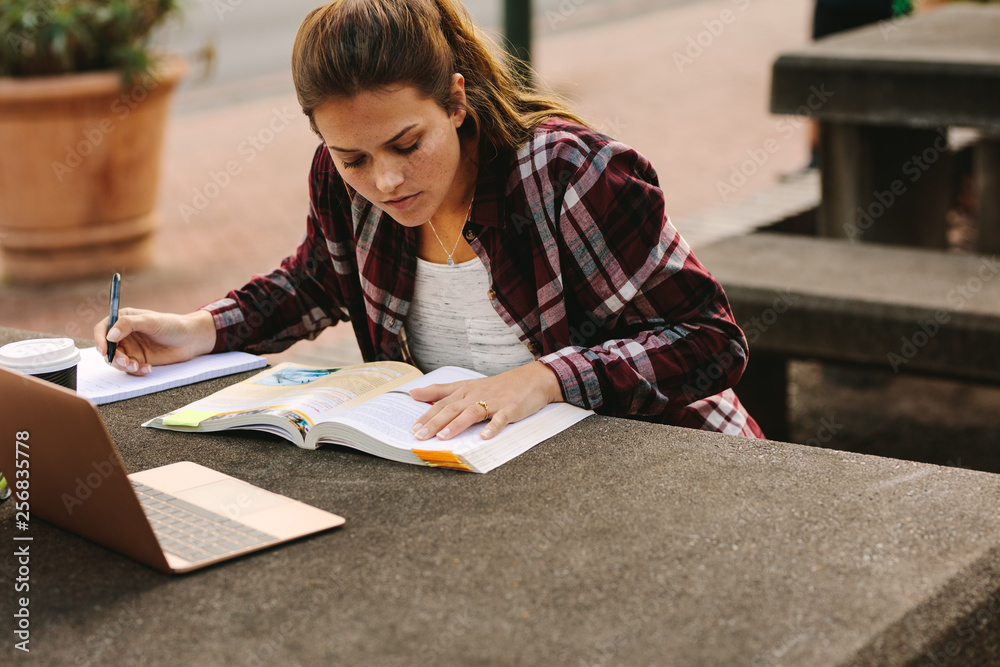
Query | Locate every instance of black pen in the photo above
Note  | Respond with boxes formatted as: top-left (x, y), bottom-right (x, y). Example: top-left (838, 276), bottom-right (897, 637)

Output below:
top-left (107, 273), bottom-right (121, 364)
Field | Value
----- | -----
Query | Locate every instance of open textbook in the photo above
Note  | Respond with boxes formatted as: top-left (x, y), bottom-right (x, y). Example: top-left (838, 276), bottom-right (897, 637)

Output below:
top-left (144, 361), bottom-right (592, 473)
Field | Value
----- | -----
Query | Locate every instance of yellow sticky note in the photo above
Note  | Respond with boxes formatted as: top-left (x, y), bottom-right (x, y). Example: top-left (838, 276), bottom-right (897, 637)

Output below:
top-left (412, 449), bottom-right (472, 471)
top-left (162, 410), bottom-right (218, 427)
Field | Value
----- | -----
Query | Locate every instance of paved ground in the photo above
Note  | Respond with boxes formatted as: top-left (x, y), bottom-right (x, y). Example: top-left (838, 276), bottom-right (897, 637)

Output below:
top-left (3, 0), bottom-right (999, 468)
top-left (154, 0), bottom-right (711, 99)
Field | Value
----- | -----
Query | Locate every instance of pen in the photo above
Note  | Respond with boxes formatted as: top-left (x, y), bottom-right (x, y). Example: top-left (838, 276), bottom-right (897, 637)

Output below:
top-left (107, 273), bottom-right (121, 364)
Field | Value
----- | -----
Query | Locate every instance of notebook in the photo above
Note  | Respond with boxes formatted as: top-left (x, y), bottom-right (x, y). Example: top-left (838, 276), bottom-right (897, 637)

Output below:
top-left (0, 367), bottom-right (344, 574)
top-left (76, 346), bottom-right (267, 405)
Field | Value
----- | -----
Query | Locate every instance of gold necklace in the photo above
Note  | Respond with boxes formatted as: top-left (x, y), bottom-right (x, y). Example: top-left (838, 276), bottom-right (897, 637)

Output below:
top-left (426, 197), bottom-right (473, 267)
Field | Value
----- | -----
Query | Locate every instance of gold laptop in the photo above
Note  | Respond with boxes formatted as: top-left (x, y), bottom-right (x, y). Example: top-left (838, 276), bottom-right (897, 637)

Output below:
top-left (0, 366), bottom-right (344, 574)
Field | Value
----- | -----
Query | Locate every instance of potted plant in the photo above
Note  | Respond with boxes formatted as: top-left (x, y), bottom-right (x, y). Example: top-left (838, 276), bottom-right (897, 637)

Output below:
top-left (0, 0), bottom-right (186, 284)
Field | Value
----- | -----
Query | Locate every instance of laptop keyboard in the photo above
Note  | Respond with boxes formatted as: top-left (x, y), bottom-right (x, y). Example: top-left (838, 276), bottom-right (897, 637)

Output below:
top-left (131, 481), bottom-right (277, 563)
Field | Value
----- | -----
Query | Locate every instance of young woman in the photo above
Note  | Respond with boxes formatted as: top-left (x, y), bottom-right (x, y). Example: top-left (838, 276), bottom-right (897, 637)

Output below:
top-left (95, 0), bottom-right (764, 442)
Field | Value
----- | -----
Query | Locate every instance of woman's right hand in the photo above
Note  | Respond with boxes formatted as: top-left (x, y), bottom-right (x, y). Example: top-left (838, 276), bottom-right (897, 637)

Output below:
top-left (92, 308), bottom-right (218, 376)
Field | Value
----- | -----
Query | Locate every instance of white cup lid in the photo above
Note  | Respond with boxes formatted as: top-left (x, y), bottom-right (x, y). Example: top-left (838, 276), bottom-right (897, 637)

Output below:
top-left (0, 338), bottom-right (82, 374)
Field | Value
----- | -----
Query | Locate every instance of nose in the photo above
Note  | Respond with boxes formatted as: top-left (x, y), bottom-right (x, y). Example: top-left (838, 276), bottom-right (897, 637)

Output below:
top-left (374, 157), bottom-right (404, 194)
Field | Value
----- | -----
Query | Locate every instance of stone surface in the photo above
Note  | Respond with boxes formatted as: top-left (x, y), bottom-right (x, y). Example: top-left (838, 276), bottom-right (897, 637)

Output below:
top-left (769, 5), bottom-right (1000, 247)
top-left (770, 5), bottom-right (1000, 130)
top-left (2, 328), bottom-right (1000, 666)
top-left (815, 122), bottom-right (952, 248)
top-left (697, 232), bottom-right (1000, 384)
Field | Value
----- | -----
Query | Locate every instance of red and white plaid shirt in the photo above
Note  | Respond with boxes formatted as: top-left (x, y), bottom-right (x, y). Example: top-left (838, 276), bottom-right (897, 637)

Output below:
top-left (205, 119), bottom-right (764, 438)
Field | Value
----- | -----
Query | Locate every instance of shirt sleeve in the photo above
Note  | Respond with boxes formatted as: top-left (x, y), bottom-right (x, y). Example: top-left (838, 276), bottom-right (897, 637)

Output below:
top-left (202, 144), bottom-right (354, 354)
top-left (536, 135), bottom-right (749, 418)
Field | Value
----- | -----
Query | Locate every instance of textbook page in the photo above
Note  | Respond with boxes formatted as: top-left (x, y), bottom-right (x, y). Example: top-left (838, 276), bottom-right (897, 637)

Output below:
top-left (144, 361), bottom-right (422, 438)
top-left (326, 388), bottom-right (590, 457)
top-left (324, 366), bottom-right (483, 444)
top-left (314, 366), bottom-right (593, 472)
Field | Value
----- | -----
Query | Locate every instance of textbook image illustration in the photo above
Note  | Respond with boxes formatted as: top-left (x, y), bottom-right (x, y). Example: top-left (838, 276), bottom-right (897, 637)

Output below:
top-left (145, 361), bottom-right (592, 473)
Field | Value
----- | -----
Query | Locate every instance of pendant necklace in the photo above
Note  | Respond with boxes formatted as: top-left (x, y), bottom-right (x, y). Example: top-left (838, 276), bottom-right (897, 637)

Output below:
top-left (426, 197), bottom-right (473, 267)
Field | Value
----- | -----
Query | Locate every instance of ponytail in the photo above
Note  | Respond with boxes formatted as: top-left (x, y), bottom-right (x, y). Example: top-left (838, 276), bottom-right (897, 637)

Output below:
top-left (291, 0), bottom-right (589, 155)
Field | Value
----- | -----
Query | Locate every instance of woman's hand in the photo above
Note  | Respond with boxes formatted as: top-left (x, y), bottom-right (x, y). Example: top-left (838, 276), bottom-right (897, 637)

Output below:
top-left (409, 361), bottom-right (564, 441)
top-left (92, 308), bottom-right (217, 376)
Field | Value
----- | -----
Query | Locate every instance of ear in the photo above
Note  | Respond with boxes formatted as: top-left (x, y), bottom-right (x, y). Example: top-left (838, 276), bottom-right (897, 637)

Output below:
top-left (449, 72), bottom-right (468, 128)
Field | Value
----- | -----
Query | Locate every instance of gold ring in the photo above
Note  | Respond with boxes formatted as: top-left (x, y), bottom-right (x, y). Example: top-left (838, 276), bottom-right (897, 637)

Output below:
top-left (475, 400), bottom-right (490, 420)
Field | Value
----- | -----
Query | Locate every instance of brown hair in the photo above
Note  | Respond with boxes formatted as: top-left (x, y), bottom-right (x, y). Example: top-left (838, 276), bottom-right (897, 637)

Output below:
top-left (291, 0), bottom-right (588, 157)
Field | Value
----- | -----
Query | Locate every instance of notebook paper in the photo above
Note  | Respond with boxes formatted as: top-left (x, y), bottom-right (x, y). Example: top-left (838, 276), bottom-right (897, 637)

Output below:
top-left (76, 346), bottom-right (267, 404)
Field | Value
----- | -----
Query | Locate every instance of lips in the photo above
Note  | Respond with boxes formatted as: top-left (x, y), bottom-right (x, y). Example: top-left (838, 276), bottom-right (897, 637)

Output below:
top-left (383, 192), bottom-right (420, 211)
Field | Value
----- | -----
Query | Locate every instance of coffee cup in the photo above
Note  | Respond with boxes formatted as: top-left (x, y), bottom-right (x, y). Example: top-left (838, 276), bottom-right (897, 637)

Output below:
top-left (0, 338), bottom-right (81, 391)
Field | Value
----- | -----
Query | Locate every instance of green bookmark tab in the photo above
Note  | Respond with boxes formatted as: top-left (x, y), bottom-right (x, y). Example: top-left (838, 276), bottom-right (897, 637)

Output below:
top-left (162, 410), bottom-right (217, 427)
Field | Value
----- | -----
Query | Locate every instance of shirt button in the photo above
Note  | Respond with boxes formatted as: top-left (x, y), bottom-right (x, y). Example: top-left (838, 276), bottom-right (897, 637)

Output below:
top-left (487, 289), bottom-right (496, 300)
top-left (525, 341), bottom-right (537, 353)
top-left (386, 316), bottom-right (395, 328)
top-left (464, 229), bottom-right (477, 241)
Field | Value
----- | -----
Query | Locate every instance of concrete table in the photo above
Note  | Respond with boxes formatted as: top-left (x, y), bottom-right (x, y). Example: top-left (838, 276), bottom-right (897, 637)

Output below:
top-left (1, 328), bottom-right (1000, 666)
top-left (770, 4), bottom-right (1000, 251)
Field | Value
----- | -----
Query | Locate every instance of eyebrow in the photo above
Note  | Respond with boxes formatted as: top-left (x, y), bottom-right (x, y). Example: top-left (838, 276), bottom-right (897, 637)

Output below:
top-left (327, 123), bottom-right (418, 153)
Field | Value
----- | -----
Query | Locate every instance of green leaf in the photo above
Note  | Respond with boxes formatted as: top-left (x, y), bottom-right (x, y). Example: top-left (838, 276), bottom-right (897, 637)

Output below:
top-left (0, 0), bottom-right (180, 79)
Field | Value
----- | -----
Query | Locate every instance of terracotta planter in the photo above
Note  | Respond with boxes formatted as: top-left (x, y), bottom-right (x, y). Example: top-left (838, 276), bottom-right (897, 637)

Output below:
top-left (0, 57), bottom-right (186, 284)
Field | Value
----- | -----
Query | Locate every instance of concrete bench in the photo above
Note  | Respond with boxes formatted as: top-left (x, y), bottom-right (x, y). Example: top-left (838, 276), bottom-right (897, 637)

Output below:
top-left (696, 232), bottom-right (1000, 439)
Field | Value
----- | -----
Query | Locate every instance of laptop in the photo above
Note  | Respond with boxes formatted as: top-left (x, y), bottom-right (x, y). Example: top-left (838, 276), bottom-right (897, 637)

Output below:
top-left (0, 366), bottom-right (345, 574)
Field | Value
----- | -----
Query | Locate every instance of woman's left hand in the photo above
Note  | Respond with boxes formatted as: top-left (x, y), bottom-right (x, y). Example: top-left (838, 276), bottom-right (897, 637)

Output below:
top-left (409, 361), bottom-right (564, 441)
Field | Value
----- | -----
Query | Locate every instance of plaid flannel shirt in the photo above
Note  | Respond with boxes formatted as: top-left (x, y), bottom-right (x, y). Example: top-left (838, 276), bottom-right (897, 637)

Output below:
top-left (204, 119), bottom-right (764, 438)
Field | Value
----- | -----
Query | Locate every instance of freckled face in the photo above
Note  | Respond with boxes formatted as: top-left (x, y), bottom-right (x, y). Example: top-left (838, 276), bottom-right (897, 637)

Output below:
top-left (313, 84), bottom-right (467, 227)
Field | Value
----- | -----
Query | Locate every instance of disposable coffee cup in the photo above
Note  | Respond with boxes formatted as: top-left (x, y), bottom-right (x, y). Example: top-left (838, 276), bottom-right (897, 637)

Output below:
top-left (0, 338), bottom-right (81, 391)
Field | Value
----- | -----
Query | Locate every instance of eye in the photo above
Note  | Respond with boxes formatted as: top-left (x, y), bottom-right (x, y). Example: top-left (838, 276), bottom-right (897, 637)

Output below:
top-left (396, 141), bottom-right (420, 155)
top-left (341, 156), bottom-right (365, 170)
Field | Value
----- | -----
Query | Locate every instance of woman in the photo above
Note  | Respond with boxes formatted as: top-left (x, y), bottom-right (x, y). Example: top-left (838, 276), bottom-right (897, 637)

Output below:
top-left (95, 0), bottom-right (764, 441)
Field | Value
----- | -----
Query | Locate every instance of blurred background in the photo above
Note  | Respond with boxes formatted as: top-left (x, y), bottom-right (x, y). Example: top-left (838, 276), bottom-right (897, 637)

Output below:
top-left (2, 0), bottom-right (999, 470)
top-left (0, 0), bottom-right (816, 342)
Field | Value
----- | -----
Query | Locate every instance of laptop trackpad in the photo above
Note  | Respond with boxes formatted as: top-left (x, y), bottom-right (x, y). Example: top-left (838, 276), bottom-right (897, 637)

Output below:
top-left (175, 479), bottom-right (288, 521)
